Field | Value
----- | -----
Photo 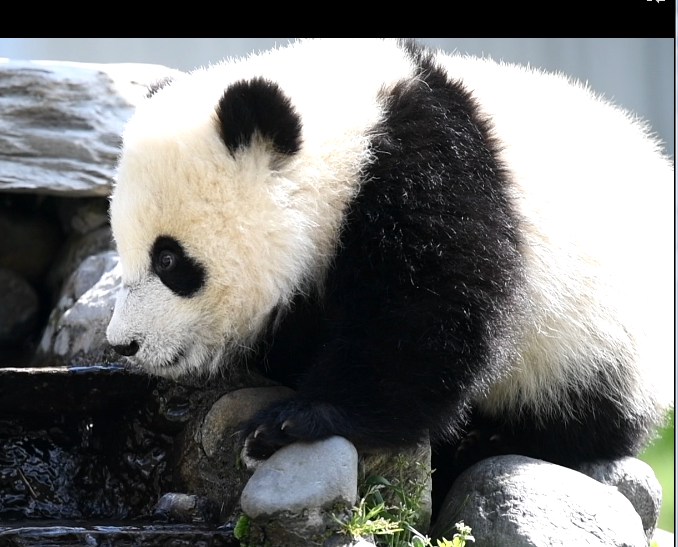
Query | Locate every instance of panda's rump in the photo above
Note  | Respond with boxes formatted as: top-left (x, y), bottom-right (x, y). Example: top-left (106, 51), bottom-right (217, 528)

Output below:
top-left (457, 57), bottom-right (674, 429)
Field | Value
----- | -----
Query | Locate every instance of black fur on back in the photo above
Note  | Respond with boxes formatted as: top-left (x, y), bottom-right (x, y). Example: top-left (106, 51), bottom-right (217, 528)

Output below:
top-left (247, 40), bottom-right (525, 455)
top-left (301, 41), bottom-right (525, 444)
top-left (216, 77), bottom-right (303, 156)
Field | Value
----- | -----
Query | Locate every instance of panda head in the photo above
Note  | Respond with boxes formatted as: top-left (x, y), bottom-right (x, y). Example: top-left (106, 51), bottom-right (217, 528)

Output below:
top-left (106, 74), bottom-right (307, 379)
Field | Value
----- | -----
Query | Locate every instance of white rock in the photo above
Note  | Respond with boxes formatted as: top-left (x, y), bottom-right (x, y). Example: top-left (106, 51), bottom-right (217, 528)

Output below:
top-left (241, 436), bottom-right (358, 519)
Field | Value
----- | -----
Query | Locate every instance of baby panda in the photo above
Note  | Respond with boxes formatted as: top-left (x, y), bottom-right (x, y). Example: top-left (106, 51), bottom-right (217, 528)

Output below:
top-left (107, 39), bottom-right (672, 491)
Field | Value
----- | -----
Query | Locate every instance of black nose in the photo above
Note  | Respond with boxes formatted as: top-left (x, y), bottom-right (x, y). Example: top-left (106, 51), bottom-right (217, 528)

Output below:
top-left (112, 341), bottom-right (140, 357)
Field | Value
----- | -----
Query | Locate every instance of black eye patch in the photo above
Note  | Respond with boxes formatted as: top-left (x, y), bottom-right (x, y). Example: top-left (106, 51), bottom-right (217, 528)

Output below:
top-left (151, 236), bottom-right (206, 297)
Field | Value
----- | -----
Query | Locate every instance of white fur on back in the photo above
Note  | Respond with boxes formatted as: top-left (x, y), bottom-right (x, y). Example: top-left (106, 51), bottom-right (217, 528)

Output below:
top-left (436, 55), bottom-right (673, 419)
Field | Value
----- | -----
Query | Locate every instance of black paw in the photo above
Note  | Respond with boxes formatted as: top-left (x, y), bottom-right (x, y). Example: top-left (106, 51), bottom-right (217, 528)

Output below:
top-left (243, 397), bottom-right (347, 461)
top-left (454, 427), bottom-right (510, 467)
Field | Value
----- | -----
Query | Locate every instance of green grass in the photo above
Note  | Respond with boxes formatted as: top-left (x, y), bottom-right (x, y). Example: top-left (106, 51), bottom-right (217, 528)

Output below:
top-left (334, 456), bottom-right (474, 547)
top-left (639, 410), bottom-right (674, 533)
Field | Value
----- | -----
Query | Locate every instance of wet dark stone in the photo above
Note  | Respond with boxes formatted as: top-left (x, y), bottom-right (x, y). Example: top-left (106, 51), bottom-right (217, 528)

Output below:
top-left (0, 365), bottom-right (173, 521)
top-left (0, 363), bottom-right (263, 543)
top-left (153, 493), bottom-right (221, 524)
top-left (0, 522), bottom-right (237, 546)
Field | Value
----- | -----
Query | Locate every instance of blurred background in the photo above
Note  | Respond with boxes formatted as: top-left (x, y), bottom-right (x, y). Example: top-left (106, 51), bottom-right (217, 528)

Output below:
top-left (0, 37), bottom-right (673, 532)
top-left (0, 38), bottom-right (672, 154)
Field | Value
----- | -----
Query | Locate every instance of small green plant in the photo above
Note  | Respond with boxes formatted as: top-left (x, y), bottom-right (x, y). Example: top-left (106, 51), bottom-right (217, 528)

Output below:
top-left (333, 456), bottom-right (473, 547)
top-left (234, 513), bottom-right (250, 541)
top-left (435, 522), bottom-right (475, 547)
top-left (333, 490), bottom-right (404, 538)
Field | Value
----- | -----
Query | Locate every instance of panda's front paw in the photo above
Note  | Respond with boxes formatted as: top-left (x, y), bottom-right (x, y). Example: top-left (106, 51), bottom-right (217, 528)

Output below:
top-left (243, 397), bottom-right (345, 461)
top-left (243, 419), bottom-right (295, 461)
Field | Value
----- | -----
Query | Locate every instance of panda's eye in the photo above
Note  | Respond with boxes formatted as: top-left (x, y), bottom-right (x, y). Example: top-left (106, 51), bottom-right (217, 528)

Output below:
top-left (151, 236), bottom-right (206, 298)
top-left (158, 250), bottom-right (177, 272)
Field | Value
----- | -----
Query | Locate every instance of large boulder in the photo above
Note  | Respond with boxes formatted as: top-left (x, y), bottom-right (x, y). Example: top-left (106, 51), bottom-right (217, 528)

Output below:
top-left (0, 59), bottom-right (180, 196)
top-left (433, 455), bottom-right (649, 547)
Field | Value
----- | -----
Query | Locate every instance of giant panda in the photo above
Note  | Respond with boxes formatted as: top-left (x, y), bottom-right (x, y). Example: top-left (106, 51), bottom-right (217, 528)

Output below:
top-left (106, 39), bottom-right (673, 504)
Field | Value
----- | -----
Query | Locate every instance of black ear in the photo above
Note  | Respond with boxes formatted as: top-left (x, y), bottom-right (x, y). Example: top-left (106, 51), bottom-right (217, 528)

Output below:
top-left (216, 77), bottom-right (303, 156)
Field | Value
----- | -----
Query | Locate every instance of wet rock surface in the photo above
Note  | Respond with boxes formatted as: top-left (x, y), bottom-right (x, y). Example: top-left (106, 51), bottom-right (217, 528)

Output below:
top-left (0, 365), bottom-right (262, 545)
top-left (0, 365), bottom-right (172, 520)
top-left (153, 493), bottom-right (221, 524)
top-left (0, 522), bottom-right (238, 546)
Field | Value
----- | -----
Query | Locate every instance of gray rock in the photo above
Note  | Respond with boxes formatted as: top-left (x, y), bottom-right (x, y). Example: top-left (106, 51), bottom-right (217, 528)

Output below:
top-left (241, 436), bottom-right (358, 546)
top-left (577, 457), bottom-right (662, 541)
top-left (153, 493), bottom-right (220, 524)
top-left (46, 226), bottom-right (115, 301)
top-left (0, 59), bottom-right (180, 197)
top-left (433, 455), bottom-right (647, 547)
top-left (201, 386), bottom-right (294, 460)
top-left (36, 252), bottom-right (120, 364)
top-left (242, 436), bottom-right (358, 519)
top-left (0, 267), bottom-right (39, 345)
top-left (55, 197), bottom-right (110, 235)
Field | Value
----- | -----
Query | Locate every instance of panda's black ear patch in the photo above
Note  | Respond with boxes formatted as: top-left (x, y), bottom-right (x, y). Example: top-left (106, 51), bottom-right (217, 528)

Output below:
top-left (151, 236), bottom-right (206, 298)
top-left (216, 77), bottom-right (302, 156)
top-left (146, 76), bottom-right (177, 98)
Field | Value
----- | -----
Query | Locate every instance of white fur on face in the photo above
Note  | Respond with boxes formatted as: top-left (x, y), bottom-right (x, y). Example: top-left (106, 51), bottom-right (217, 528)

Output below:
top-left (107, 277), bottom-right (226, 378)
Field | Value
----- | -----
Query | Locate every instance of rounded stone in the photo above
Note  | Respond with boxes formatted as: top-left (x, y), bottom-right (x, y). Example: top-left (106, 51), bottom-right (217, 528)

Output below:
top-left (201, 386), bottom-right (294, 459)
top-left (577, 457), bottom-right (662, 540)
top-left (433, 455), bottom-right (647, 547)
top-left (241, 436), bottom-right (358, 519)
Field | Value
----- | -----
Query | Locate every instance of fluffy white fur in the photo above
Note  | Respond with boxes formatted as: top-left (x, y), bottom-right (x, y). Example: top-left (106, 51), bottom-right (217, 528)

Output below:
top-left (107, 39), bottom-right (673, 422)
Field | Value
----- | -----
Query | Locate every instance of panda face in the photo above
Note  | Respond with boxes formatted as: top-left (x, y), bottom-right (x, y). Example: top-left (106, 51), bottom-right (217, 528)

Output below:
top-left (106, 74), bottom-right (311, 378)
top-left (105, 63), bottom-right (372, 378)
top-left (106, 41), bottom-right (410, 378)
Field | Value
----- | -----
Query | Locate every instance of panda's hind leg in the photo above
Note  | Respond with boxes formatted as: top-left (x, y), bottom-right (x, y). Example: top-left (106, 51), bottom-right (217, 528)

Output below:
top-left (431, 382), bottom-right (654, 516)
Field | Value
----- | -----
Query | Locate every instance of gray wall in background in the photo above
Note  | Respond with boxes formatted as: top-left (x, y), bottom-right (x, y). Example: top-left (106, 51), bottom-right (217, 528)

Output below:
top-left (0, 38), bottom-right (673, 155)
